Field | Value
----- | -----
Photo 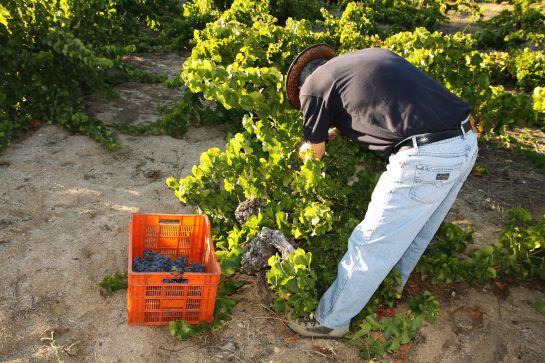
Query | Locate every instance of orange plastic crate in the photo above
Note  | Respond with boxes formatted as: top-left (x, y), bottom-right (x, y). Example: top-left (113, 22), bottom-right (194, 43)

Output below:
top-left (127, 213), bottom-right (221, 325)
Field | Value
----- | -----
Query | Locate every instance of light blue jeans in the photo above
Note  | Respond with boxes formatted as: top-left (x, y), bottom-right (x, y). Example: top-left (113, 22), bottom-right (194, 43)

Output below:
top-left (316, 127), bottom-right (478, 329)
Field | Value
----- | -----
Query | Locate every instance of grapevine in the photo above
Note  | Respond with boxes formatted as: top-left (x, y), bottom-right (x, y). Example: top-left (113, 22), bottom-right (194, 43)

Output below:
top-left (0, 0), bottom-right (222, 150)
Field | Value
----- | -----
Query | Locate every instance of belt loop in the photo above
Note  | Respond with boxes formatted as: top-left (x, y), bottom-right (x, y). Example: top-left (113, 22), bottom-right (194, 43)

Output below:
top-left (461, 115), bottom-right (469, 139)
top-left (411, 136), bottom-right (418, 149)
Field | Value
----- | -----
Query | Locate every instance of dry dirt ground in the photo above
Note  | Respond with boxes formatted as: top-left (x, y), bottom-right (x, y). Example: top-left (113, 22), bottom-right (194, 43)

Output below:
top-left (2, 16), bottom-right (545, 363)
top-left (440, 2), bottom-right (513, 34)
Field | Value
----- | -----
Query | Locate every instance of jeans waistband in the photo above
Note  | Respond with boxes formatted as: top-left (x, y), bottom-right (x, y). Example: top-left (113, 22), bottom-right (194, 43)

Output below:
top-left (393, 117), bottom-right (472, 154)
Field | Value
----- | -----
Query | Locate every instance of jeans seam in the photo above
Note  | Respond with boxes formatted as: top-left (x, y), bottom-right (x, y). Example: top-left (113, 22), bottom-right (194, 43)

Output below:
top-left (416, 151), bottom-right (468, 157)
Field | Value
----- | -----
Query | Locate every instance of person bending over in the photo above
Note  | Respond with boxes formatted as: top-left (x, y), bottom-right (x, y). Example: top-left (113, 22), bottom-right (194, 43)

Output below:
top-left (284, 45), bottom-right (478, 338)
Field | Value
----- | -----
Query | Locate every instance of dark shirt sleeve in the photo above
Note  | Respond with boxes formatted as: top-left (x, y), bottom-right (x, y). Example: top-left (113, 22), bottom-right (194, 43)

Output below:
top-left (300, 95), bottom-right (330, 143)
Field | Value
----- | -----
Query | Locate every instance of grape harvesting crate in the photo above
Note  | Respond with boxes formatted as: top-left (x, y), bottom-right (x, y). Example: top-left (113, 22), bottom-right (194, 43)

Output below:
top-left (127, 213), bottom-right (221, 325)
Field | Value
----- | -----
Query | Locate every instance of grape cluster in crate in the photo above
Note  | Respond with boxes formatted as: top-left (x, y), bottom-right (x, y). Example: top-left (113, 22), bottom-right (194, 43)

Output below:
top-left (132, 250), bottom-right (205, 273)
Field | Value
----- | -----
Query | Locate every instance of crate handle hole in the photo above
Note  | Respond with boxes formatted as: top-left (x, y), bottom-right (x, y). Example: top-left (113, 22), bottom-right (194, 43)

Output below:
top-left (159, 219), bottom-right (181, 225)
top-left (162, 278), bottom-right (189, 284)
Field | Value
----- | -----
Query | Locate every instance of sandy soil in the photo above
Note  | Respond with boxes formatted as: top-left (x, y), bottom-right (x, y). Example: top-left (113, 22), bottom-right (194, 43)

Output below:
top-left (85, 53), bottom-right (186, 127)
top-left (1, 32), bottom-right (545, 363)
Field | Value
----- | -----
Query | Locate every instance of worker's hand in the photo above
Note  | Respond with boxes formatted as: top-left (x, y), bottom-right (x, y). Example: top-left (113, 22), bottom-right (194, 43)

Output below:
top-left (328, 127), bottom-right (340, 141)
top-left (298, 141), bottom-right (325, 161)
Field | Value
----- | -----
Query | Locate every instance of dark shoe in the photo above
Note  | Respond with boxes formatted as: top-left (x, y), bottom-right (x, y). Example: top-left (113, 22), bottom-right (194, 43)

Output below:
top-left (286, 313), bottom-right (349, 338)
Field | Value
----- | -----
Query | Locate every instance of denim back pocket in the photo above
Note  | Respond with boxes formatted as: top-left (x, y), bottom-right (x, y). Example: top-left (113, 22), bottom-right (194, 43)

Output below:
top-left (409, 162), bottom-right (464, 204)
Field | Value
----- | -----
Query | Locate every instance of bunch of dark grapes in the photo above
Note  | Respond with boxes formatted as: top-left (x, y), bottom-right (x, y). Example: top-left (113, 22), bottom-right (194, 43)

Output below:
top-left (132, 250), bottom-right (205, 273)
top-left (234, 198), bottom-right (267, 225)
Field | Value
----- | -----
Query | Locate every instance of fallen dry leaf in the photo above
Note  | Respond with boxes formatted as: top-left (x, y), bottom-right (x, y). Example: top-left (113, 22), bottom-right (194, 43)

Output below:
top-left (369, 331), bottom-right (387, 343)
top-left (391, 342), bottom-right (412, 363)
top-left (283, 334), bottom-right (300, 344)
top-left (469, 306), bottom-right (483, 321)
top-left (377, 305), bottom-right (397, 320)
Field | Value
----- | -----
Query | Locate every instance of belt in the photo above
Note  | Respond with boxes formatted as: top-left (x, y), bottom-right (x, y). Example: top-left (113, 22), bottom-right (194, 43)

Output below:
top-left (392, 121), bottom-right (473, 154)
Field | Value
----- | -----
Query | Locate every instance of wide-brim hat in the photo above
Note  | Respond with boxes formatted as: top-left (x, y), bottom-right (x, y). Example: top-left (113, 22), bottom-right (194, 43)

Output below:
top-left (285, 43), bottom-right (336, 109)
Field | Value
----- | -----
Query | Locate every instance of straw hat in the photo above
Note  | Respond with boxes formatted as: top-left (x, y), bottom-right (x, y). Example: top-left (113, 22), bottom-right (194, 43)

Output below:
top-left (285, 44), bottom-right (336, 109)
